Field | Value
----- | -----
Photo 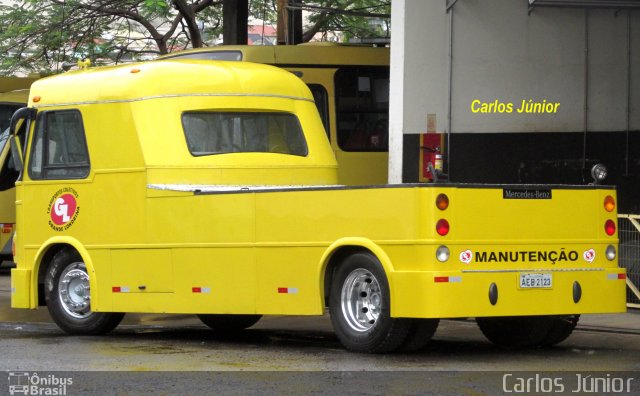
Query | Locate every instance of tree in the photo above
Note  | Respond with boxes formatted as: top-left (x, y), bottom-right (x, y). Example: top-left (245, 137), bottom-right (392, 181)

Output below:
top-left (257, 0), bottom-right (390, 43)
top-left (293, 0), bottom-right (390, 43)
top-left (0, 0), bottom-right (224, 75)
top-left (0, 0), bottom-right (390, 76)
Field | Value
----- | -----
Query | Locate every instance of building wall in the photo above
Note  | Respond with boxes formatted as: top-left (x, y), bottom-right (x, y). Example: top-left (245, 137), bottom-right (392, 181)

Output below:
top-left (393, 0), bottom-right (639, 134)
top-left (390, 0), bottom-right (640, 212)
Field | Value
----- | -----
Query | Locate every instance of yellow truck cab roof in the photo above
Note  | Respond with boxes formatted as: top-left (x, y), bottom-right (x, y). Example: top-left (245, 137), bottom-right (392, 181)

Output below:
top-left (28, 59), bottom-right (315, 107)
top-left (160, 43), bottom-right (389, 67)
top-left (27, 60), bottom-right (337, 187)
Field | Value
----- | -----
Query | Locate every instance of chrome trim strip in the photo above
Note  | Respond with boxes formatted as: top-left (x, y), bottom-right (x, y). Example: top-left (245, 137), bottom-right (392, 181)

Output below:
top-left (148, 183), bottom-right (336, 192)
top-left (33, 93), bottom-right (315, 108)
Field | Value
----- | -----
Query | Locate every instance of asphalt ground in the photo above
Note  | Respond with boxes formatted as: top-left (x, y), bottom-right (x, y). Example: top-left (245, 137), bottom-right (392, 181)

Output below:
top-left (1, 270), bottom-right (638, 395)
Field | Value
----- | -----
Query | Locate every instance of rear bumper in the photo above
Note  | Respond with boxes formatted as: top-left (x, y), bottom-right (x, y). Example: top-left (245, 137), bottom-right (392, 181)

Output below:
top-left (391, 267), bottom-right (627, 318)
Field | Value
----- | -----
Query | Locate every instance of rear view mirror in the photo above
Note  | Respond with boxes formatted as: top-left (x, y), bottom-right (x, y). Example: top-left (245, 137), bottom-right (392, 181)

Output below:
top-left (10, 136), bottom-right (22, 172)
top-left (6, 107), bottom-right (36, 179)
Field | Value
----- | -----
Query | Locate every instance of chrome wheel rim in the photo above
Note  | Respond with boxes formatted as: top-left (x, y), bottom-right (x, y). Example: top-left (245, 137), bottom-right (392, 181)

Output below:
top-left (58, 262), bottom-right (92, 319)
top-left (340, 268), bottom-right (382, 332)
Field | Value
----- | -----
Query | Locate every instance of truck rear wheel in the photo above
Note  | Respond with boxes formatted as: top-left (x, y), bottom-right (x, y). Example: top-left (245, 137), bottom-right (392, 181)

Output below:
top-left (197, 314), bottom-right (262, 332)
top-left (44, 249), bottom-right (124, 335)
top-left (476, 315), bottom-right (578, 348)
top-left (329, 252), bottom-right (411, 353)
top-left (399, 319), bottom-right (440, 352)
top-left (541, 315), bottom-right (580, 346)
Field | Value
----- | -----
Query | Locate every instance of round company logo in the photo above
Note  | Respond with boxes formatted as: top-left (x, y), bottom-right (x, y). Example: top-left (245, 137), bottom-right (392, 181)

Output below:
top-left (51, 194), bottom-right (77, 225)
top-left (583, 249), bottom-right (596, 263)
top-left (47, 188), bottom-right (80, 231)
top-left (459, 249), bottom-right (473, 264)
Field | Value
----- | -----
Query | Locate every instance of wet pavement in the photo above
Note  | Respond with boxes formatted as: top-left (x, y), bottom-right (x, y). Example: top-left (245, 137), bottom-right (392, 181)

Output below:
top-left (1, 271), bottom-right (639, 394)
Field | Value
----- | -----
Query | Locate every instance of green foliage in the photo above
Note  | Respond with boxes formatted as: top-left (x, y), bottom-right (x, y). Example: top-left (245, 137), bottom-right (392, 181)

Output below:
top-left (302, 0), bottom-right (390, 43)
top-left (0, 0), bottom-right (216, 75)
top-left (0, 0), bottom-right (390, 76)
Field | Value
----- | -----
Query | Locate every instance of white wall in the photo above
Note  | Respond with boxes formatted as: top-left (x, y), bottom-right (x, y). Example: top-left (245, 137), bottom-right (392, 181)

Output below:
top-left (391, 0), bottom-right (640, 135)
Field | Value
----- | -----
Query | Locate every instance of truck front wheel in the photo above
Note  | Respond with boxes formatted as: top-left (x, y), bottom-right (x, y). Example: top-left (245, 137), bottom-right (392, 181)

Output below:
top-left (329, 252), bottom-right (411, 353)
top-left (44, 249), bottom-right (124, 335)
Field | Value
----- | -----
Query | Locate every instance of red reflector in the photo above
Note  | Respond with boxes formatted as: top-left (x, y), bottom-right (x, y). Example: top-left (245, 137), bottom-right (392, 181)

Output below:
top-left (605, 219), bottom-right (616, 236)
top-left (436, 219), bottom-right (450, 236)
top-left (1, 224), bottom-right (12, 233)
top-left (192, 287), bottom-right (202, 293)
top-left (112, 287), bottom-right (121, 293)
top-left (434, 276), bottom-right (449, 283)
top-left (618, 273), bottom-right (626, 280)
top-left (278, 287), bottom-right (288, 293)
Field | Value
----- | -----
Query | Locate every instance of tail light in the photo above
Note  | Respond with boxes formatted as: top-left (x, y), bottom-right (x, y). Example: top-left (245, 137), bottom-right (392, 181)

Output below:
top-left (604, 196), bottom-right (615, 212)
top-left (436, 245), bottom-right (450, 262)
top-left (605, 219), bottom-right (616, 236)
top-left (606, 245), bottom-right (616, 261)
top-left (436, 194), bottom-right (449, 211)
top-left (436, 219), bottom-right (450, 236)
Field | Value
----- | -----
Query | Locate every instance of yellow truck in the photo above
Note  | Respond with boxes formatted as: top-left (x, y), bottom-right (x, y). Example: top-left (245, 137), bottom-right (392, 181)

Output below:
top-left (8, 59), bottom-right (626, 353)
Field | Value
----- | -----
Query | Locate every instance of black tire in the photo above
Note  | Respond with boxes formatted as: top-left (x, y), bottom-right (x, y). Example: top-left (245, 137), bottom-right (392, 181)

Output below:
top-left (477, 315), bottom-right (577, 348)
top-left (399, 319), bottom-right (440, 352)
top-left (540, 315), bottom-right (580, 346)
top-left (197, 314), bottom-right (262, 332)
top-left (44, 249), bottom-right (124, 335)
top-left (329, 252), bottom-right (412, 353)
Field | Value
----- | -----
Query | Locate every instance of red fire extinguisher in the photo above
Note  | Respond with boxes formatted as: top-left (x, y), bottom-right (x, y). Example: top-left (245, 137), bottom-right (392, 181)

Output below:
top-left (420, 133), bottom-right (444, 182)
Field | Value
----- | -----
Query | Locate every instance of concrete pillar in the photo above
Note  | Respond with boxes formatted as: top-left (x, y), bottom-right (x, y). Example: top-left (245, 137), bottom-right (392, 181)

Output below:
top-left (388, 0), bottom-right (406, 184)
top-left (223, 0), bottom-right (248, 45)
top-left (288, 1), bottom-right (303, 44)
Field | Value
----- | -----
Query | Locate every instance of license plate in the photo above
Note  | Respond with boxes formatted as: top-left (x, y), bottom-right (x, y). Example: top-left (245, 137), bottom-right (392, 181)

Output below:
top-left (519, 273), bottom-right (552, 289)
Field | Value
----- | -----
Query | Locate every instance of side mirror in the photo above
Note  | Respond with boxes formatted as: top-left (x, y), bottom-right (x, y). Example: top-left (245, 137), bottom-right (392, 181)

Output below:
top-left (9, 107), bottom-right (36, 137)
top-left (7, 107), bottom-right (36, 175)
top-left (10, 136), bottom-right (23, 172)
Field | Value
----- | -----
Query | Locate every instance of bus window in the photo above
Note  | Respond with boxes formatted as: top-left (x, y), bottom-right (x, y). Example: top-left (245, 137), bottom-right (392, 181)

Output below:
top-left (0, 104), bottom-right (22, 132)
top-left (307, 84), bottom-right (329, 140)
top-left (163, 50), bottom-right (243, 61)
top-left (335, 68), bottom-right (389, 152)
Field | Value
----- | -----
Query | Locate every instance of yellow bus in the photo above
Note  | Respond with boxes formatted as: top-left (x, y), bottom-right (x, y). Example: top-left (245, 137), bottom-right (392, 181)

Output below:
top-left (162, 44), bottom-right (390, 186)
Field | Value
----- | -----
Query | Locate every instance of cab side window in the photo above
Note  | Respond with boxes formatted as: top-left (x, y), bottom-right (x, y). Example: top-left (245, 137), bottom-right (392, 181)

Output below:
top-left (182, 112), bottom-right (308, 157)
top-left (29, 110), bottom-right (90, 180)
